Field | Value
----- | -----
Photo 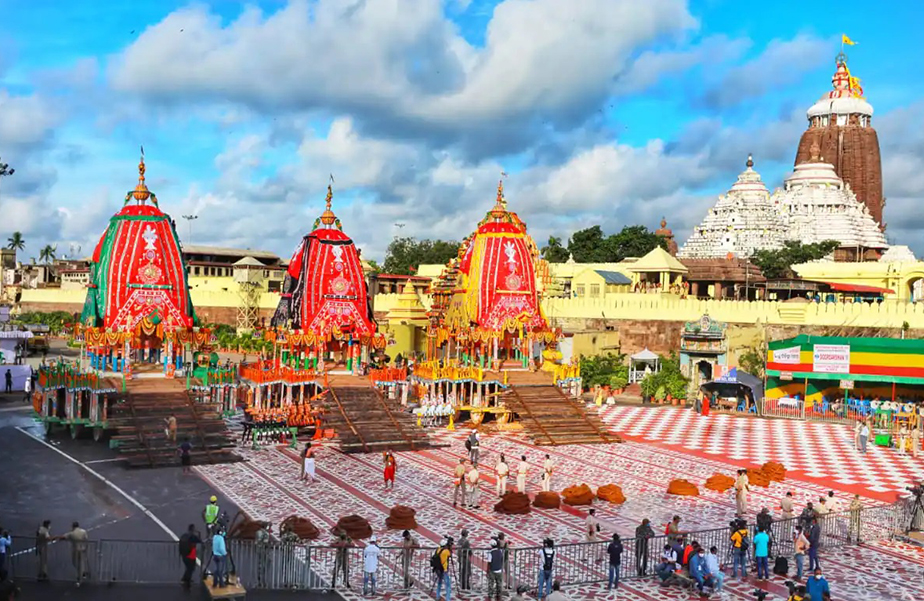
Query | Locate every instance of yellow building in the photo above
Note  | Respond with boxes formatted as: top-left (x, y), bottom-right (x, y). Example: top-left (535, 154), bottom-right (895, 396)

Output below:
top-left (572, 269), bottom-right (632, 299)
top-left (382, 281), bottom-right (428, 361)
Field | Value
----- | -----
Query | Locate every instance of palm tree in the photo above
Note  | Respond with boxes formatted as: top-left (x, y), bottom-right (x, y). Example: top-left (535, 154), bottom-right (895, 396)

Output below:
top-left (0, 157), bottom-right (13, 202)
top-left (6, 231), bottom-right (24, 251)
top-left (39, 244), bottom-right (57, 264)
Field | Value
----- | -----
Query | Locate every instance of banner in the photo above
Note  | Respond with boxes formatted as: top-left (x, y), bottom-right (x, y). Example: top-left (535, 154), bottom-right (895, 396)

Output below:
top-left (773, 346), bottom-right (802, 364)
top-left (813, 344), bottom-right (851, 374)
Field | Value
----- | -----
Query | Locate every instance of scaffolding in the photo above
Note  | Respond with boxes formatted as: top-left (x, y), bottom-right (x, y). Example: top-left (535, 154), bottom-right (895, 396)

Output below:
top-left (234, 259), bottom-right (265, 332)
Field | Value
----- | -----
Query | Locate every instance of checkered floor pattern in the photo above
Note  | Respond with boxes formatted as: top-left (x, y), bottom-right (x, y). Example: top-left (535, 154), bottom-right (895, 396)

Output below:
top-left (598, 405), bottom-right (924, 499)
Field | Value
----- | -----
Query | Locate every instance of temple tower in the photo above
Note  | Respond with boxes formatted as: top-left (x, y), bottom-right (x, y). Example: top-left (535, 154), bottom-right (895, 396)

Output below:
top-left (793, 52), bottom-right (884, 228)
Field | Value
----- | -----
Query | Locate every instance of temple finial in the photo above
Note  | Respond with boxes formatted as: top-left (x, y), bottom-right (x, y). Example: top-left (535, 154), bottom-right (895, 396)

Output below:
top-left (131, 147), bottom-right (151, 203)
top-left (746, 154), bottom-right (754, 169)
top-left (319, 184), bottom-right (337, 226)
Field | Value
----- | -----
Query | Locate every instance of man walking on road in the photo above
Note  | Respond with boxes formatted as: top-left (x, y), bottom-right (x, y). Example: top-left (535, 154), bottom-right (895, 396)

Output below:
top-left (453, 459), bottom-right (467, 507)
top-left (178, 524), bottom-right (202, 589)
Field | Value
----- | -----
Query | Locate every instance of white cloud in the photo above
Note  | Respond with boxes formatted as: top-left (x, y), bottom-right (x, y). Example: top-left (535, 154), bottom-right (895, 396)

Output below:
top-left (108, 0), bottom-right (696, 155)
top-left (0, 90), bottom-right (60, 147)
top-left (701, 34), bottom-right (832, 109)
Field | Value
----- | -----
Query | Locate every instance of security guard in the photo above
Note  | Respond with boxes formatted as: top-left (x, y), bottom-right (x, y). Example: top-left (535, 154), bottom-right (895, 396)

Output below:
top-left (203, 496), bottom-right (220, 535)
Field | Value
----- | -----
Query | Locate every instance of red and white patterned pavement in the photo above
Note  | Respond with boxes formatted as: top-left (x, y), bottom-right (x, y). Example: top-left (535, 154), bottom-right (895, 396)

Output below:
top-left (598, 405), bottom-right (924, 500)
top-left (197, 405), bottom-right (924, 601)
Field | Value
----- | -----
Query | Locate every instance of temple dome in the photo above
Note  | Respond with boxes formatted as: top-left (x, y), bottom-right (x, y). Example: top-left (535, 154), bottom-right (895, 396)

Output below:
top-left (678, 155), bottom-right (787, 259)
top-left (773, 159), bottom-right (888, 250)
top-left (807, 97), bottom-right (873, 119)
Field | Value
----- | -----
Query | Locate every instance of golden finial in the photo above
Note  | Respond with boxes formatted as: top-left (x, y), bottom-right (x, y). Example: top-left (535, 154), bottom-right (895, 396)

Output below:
top-left (746, 154), bottom-right (754, 169)
top-left (131, 147), bottom-right (151, 203)
top-left (319, 184), bottom-right (337, 226)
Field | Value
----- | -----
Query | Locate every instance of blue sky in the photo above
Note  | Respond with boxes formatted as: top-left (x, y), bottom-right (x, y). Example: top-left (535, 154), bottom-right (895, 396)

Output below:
top-left (1, 0), bottom-right (923, 262)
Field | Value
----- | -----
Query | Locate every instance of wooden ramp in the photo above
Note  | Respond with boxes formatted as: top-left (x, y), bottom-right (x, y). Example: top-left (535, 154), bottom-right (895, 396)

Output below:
top-left (108, 377), bottom-right (241, 468)
top-left (320, 376), bottom-right (433, 454)
top-left (505, 383), bottom-right (613, 446)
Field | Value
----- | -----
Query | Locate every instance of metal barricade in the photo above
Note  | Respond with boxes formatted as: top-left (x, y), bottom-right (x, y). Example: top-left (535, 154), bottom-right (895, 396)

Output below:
top-left (758, 397), bottom-right (805, 420)
top-left (1, 500), bottom-right (913, 591)
top-left (8, 535), bottom-right (98, 584)
top-left (97, 539), bottom-right (181, 584)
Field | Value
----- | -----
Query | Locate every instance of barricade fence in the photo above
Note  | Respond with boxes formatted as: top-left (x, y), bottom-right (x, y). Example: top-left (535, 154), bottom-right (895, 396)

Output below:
top-left (4, 502), bottom-right (913, 592)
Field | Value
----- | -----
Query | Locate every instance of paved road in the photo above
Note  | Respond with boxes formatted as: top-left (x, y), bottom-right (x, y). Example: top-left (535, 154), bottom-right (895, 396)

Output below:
top-left (16, 581), bottom-right (338, 600)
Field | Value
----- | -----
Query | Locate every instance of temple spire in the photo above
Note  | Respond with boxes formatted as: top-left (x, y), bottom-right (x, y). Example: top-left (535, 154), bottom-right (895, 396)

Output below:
top-left (319, 184), bottom-right (338, 226)
top-left (131, 147), bottom-right (152, 203)
top-left (746, 154), bottom-right (754, 169)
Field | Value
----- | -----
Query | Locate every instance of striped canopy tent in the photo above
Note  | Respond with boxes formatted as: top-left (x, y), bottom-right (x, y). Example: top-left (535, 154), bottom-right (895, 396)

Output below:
top-left (767, 334), bottom-right (924, 384)
top-left (81, 156), bottom-right (197, 336)
top-left (271, 186), bottom-right (378, 348)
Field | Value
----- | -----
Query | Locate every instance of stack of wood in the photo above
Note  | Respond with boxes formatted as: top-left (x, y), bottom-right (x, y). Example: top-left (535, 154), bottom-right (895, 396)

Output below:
top-left (319, 379), bottom-right (432, 453)
top-left (108, 378), bottom-right (239, 468)
top-left (504, 383), bottom-right (613, 446)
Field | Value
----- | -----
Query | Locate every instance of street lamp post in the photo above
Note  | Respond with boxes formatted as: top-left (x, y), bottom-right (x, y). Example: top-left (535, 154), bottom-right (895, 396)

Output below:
top-left (182, 214), bottom-right (198, 241)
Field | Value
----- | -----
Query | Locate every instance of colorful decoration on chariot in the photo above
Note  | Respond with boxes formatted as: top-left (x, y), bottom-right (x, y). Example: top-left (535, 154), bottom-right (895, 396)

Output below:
top-left (271, 185), bottom-right (378, 342)
top-left (80, 152), bottom-right (198, 334)
top-left (38, 363), bottom-right (117, 392)
top-left (239, 362), bottom-right (319, 385)
top-left (436, 181), bottom-right (551, 338)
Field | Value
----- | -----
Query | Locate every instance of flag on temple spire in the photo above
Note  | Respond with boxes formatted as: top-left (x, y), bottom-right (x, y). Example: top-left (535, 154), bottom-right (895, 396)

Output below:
top-left (842, 34), bottom-right (857, 46)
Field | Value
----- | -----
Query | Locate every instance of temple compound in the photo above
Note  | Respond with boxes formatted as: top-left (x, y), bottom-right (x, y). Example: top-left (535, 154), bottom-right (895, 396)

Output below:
top-left (680, 147), bottom-right (886, 262)
top-left (678, 155), bottom-right (787, 260)
top-left (794, 52), bottom-right (884, 228)
top-left (413, 182), bottom-right (609, 445)
top-left (34, 156), bottom-right (238, 467)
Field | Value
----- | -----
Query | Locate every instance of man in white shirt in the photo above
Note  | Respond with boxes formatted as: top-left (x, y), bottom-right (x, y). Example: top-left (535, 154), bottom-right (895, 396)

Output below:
top-left (466, 465), bottom-right (481, 509)
top-left (363, 535), bottom-right (381, 596)
top-left (585, 508), bottom-right (600, 542)
top-left (704, 545), bottom-right (724, 593)
top-left (516, 456), bottom-right (529, 493)
top-left (495, 456), bottom-right (509, 496)
top-left (541, 455), bottom-right (554, 492)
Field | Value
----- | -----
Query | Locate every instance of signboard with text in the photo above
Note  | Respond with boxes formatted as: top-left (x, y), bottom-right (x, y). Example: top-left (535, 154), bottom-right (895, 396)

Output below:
top-left (813, 344), bottom-right (851, 374)
top-left (773, 346), bottom-right (802, 364)
top-left (839, 380), bottom-right (854, 390)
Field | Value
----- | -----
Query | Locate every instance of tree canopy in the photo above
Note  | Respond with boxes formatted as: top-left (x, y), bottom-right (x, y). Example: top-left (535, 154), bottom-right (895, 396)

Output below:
top-left (540, 236), bottom-right (570, 263)
top-left (750, 240), bottom-right (840, 279)
top-left (382, 237), bottom-right (461, 275)
top-left (6, 231), bottom-right (24, 251)
top-left (564, 225), bottom-right (667, 263)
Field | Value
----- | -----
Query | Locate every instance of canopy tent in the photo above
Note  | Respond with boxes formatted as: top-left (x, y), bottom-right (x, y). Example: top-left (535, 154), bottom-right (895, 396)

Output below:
top-left (629, 348), bottom-right (660, 383)
top-left (701, 367), bottom-right (764, 404)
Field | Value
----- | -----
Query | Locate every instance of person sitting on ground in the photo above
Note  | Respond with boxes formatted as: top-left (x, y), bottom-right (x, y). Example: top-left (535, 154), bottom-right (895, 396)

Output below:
top-left (655, 544), bottom-right (679, 583)
top-left (805, 568), bottom-right (831, 601)
top-left (688, 545), bottom-right (711, 593)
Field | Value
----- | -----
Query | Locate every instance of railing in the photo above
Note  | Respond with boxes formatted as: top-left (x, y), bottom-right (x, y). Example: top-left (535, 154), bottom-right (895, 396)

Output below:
top-left (4, 502), bottom-right (912, 592)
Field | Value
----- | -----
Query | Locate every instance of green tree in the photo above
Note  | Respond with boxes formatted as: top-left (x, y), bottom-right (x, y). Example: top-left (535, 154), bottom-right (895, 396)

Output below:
top-left (738, 347), bottom-right (765, 378)
top-left (382, 237), bottom-right (461, 275)
top-left (608, 225), bottom-right (666, 262)
top-left (540, 236), bottom-right (570, 263)
top-left (751, 240), bottom-right (840, 279)
top-left (579, 353), bottom-right (629, 389)
top-left (6, 231), bottom-right (25, 251)
top-left (39, 244), bottom-right (57, 264)
top-left (566, 225), bottom-right (667, 263)
top-left (567, 226), bottom-right (608, 262)
top-left (639, 353), bottom-right (689, 400)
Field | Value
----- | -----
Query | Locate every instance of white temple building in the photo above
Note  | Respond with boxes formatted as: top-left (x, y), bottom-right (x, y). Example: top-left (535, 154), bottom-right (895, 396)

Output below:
top-left (772, 145), bottom-right (888, 255)
top-left (678, 156), bottom-right (788, 259)
top-left (680, 147), bottom-right (888, 261)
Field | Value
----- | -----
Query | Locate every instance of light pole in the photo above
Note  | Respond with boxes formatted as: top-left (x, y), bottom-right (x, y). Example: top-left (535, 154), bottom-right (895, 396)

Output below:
top-left (182, 215), bottom-right (198, 241)
top-left (0, 158), bottom-right (14, 206)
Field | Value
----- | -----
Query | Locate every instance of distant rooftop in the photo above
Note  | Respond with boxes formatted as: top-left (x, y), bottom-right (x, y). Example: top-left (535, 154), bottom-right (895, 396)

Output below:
top-left (181, 244), bottom-right (279, 261)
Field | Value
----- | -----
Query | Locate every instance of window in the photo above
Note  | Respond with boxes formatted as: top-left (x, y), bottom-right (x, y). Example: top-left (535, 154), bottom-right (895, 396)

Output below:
top-left (194, 267), bottom-right (200, 276)
top-left (590, 283), bottom-right (600, 298)
top-left (576, 284), bottom-right (585, 297)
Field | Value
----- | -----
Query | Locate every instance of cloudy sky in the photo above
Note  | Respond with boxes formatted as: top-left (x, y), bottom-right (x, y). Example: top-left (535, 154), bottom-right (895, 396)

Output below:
top-left (1, 0), bottom-right (923, 263)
